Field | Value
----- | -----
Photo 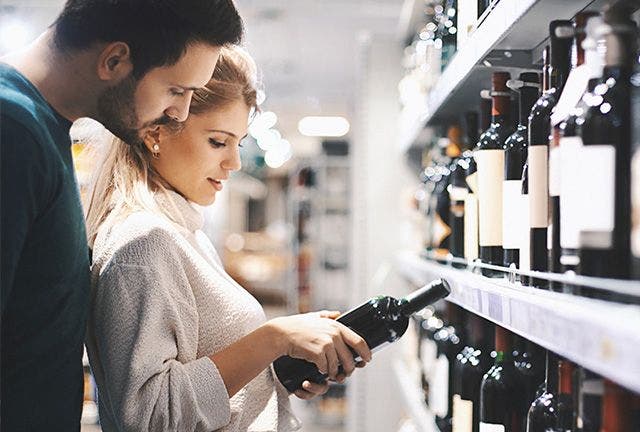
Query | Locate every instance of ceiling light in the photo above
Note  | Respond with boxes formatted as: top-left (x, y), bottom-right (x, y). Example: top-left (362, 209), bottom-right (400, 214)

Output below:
top-left (298, 116), bottom-right (350, 137)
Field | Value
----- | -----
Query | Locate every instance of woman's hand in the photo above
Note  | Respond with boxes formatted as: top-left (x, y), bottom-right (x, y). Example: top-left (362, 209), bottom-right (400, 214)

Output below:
top-left (267, 310), bottom-right (372, 381)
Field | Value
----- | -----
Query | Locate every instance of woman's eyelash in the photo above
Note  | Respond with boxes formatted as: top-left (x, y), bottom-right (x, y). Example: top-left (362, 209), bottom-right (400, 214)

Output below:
top-left (209, 138), bottom-right (226, 147)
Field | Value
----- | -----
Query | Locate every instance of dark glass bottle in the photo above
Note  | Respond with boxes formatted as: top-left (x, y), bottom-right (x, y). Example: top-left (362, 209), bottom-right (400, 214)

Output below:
top-left (503, 73), bottom-right (540, 268)
top-left (479, 326), bottom-right (521, 431)
top-left (273, 279), bottom-right (451, 392)
top-left (464, 99), bottom-right (490, 263)
top-left (433, 303), bottom-right (465, 432)
top-left (632, 46), bottom-right (640, 280)
top-left (513, 339), bottom-right (545, 430)
top-left (450, 116), bottom-right (478, 265)
top-left (600, 380), bottom-right (632, 432)
top-left (476, 72), bottom-right (515, 277)
top-left (452, 314), bottom-right (493, 432)
top-left (576, 9), bottom-right (637, 280)
top-left (559, 13), bottom-right (605, 292)
top-left (527, 21), bottom-right (572, 288)
top-left (421, 307), bottom-right (445, 406)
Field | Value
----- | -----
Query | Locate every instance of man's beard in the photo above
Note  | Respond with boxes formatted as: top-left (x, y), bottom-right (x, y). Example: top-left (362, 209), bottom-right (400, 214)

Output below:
top-left (96, 76), bottom-right (170, 146)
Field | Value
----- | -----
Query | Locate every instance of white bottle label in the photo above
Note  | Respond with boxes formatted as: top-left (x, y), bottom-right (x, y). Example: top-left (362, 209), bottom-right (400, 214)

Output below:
top-left (579, 145), bottom-right (615, 248)
top-left (519, 194), bottom-right (531, 271)
top-left (452, 395), bottom-right (473, 432)
top-left (430, 354), bottom-right (450, 417)
top-left (420, 340), bottom-right (437, 378)
top-left (479, 422), bottom-right (506, 432)
top-left (560, 136), bottom-right (583, 249)
top-left (449, 185), bottom-right (469, 201)
top-left (528, 146), bottom-right (549, 228)
top-left (464, 194), bottom-right (479, 260)
top-left (549, 146), bottom-right (561, 197)
top-left (502, 180), bottom-right (523, 249)
top-left (467, 171), bottom-right (479, 194)
top-left (475, 149), bottom-right (504, 246)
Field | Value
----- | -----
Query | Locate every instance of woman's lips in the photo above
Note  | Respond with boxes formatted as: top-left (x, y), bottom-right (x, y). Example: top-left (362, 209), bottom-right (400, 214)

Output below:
top-left (208, 178), bottom-right (223, 191)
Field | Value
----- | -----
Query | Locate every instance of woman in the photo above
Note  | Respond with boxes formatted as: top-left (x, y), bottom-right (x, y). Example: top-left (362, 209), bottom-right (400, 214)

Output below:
top-left (84, 47), bottom-right (371, 432)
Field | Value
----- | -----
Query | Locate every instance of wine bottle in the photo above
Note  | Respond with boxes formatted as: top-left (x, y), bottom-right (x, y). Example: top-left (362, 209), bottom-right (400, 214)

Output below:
top-left (600, 380), bottom-right (632, 432)
top-left (632, 45), bottom-right (640, 280)
top-left (527, 21), bottom-right (573, 288)
top-left (452, 314), bottom-right (493, 432)
top-left (450, 115), bottom-right (479, 266)
top-left (465, 98), bottom-right (490, 262)
top-left (421, 307), bottom-right (445, 406)
top-left (433, 303), bottom-right (465, 432)
top-left (525, 353), bottom-right (575, 432)
top-left (557, 13), bottom-right (605, 291)
top-left (475, 72), bottom-right (515, 277)
top-left (513, 339), bottom-right (545, 430)
top-left (479, 326), bottom-right (521, 432)
top-left (273, 279), bottom-right (451, 392)
top-left (503, 73), bottom-right (540, 268)
top-left (576, 8), bottom-right (637, 280)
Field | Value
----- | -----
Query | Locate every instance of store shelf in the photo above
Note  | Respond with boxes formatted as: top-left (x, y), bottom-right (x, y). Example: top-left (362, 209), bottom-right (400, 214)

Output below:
top-left (393, 360), bottom-right (440, 432)
top-left (395, 251), bottom-right (640, 394)
top-left (398, 0), bottom-right (634, 147)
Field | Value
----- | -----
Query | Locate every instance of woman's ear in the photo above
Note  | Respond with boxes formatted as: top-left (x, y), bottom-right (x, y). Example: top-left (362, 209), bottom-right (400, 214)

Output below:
top-left (142, 127), bottom-right (162, 155)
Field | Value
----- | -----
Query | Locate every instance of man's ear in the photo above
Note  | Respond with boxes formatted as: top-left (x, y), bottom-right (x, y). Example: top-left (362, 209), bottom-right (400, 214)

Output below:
top-left (97, 42), bottom-right (134, 82)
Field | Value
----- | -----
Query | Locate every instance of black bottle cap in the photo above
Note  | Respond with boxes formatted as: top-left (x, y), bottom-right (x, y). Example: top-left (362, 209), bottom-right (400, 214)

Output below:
top-left (400, 279), bottom-right (451, 316)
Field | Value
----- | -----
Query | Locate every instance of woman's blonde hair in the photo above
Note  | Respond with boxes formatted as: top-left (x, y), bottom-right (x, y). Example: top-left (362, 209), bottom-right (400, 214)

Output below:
top-left (84, 46), bottom-right (259, 248)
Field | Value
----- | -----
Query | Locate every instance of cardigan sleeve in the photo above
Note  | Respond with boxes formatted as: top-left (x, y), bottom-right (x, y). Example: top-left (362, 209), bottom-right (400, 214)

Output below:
top-left (88, 227), bottom-right (231, 432)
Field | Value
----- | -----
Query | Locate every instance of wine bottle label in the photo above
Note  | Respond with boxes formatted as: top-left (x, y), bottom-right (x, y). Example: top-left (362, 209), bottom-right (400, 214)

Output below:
top-left (479, 422), bottom-right (506, 432)
top-left (475, 149), bottom-right (504, 246)
top-left (430, 354), bottom-right (449, 417)
top-left (579, 145), bottom-right (615, 248)
top-left (452, 395), bottom-right (473, 432)
top-left (560, 136), bottom-right (583, 249)
top-left (519, 194), bottom-right (531, 271)
top-left (528, 146), bottom-right (549, 228)
top-left (464, 194), bottom-right (479, 260)
top-left (632, 151), bottom-right (640, 258)
top-left (502, 180), bottom-right (523, 249)
top-left (420, 340), bottom-right (437, 378)
top-left (549, 146), bottom-right (561, 197)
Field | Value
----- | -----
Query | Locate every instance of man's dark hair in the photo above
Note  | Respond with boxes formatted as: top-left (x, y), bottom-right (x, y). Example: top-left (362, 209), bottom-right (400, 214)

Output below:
top-left (52, 0), bottom-right (243, 78)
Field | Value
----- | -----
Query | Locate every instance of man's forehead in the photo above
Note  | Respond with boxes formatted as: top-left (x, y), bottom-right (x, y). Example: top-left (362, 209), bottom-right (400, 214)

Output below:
top-left (149, 45), bottom-right (221, 87)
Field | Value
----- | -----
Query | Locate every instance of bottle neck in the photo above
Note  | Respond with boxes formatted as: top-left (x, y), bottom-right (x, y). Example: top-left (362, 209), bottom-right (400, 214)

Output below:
top-left (398, 279), bottom-right (451, 316)
top-left (493, 326), bottom-right (511, 362)
top-left (492, 96), bottom-right (510, 124)
top-left (601, 380), bottom-right (631, 431)
top-left (549, 61), bottom-right (571, 93)
top-left (559, 360), bottom-right (573, 395)
top-left (519, 86), bottom-right (539, 125)
top-left (544, 351), bottom-right (560, 393)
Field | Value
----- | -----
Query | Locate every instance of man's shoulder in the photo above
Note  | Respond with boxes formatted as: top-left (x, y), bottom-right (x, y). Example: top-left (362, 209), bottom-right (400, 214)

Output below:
top-left (0, 64), bottom-right (59, 144)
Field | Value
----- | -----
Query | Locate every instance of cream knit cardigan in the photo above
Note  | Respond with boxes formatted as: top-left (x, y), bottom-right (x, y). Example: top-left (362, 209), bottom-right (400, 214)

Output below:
top-left (86, 190), bottom-right (301, 432)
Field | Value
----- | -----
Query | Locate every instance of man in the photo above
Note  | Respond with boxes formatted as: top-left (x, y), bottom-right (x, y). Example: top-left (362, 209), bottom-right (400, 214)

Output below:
top-left (0, 1), bottom-right (243, 429)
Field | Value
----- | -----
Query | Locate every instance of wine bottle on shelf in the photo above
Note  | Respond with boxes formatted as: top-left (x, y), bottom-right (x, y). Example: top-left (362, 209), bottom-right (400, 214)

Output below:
top-left (600, 380), bottom-right (632, 432)
top-left (421, 306), bottom-right (446, 406)
top-left (273, 279), bottom-right (451, 392)
top-left (632, 48), bottom-right (640, 280)
top-left (557, 13), bottom-right (605, 292)
top-left (525, 353), bottom-right (574, 432)
top-left (576, 7), bottom-right (637, 281)
top-left (464, 98), bottom-right (490, 263)
top-left (527, 20), bottom-right (573, 288)
top-left (452, 313), bottom-right (493, 432)
top-left (503, 73), bottom-right (541, 269)
top-left (475, 72), bottom-right (515, 277)
top-left (479, 326), bottom-right (522, 432)
top-left (450, 115), bottom-right (479, 266)
top-left (513, 338), bottom-right (545, 429)
top-left (432, 304), bottom-right (464, 432)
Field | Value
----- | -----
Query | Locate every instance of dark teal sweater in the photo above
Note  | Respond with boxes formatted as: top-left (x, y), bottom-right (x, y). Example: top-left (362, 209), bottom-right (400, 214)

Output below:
top-left (1, 63), bottom-right (90, 431)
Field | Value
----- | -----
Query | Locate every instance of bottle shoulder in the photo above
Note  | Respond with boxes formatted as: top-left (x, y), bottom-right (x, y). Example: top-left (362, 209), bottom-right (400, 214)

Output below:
top-left (503, 125), bottom-right (527, 150)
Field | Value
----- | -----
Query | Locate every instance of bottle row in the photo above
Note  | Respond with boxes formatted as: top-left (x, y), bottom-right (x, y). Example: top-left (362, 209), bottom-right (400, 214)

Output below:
top-left (415, 5), bottom-right (640, 301)
top-left (402, 302), bottom-right (640, 432)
